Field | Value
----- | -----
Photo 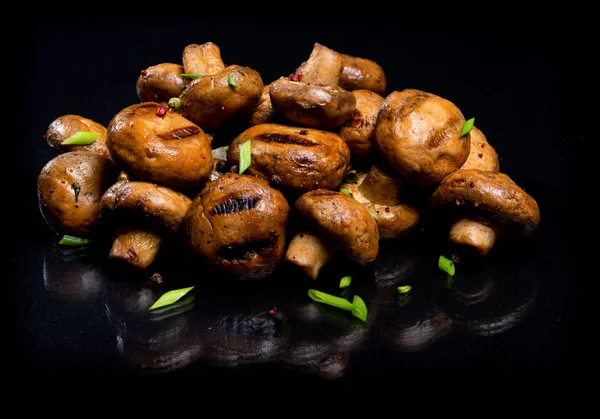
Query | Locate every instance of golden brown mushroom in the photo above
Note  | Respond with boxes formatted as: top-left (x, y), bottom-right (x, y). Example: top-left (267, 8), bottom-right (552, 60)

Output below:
top-left (44, 115), bottom-right (111, 159)
top-left (136, 63), bottom-right (188, 105)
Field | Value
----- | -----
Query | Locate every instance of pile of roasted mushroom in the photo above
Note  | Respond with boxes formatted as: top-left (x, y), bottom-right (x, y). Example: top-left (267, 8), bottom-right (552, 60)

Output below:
top-left (37, 42), bottom-right (541, 282)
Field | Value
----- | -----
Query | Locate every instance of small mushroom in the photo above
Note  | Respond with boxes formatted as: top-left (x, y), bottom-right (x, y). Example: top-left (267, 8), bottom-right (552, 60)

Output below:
top-left (285, 189), bottom-right (379, 280)
top-left (100, 179), bottom-right (192, 269)
top-left (136, 63), bottom-right (188, 105)
top-left (226, 123), bottom-right (351, 193)
top-left (178, 42), bottom-right (264, 132)
top-left (44, 114), bottom-right (111, 159)
top-left (375, 89), bottom-right (470, 186)
top-left (269, 42), bottom-right (356, 129)
top-left (337, 89), bottom-right (384, 164)
top-left (338, 53), bottom-right (387, 96)
top-left (37, 151), bottom-right (120, 237)
top-left (182, 173), bottom-right (290, 280)
top-left (106, 102), bottom-right (213, 190)
top-left (339, 164), bottom-right (420, 239)
top-left (430, 169), bottom-right (541, 257)
top-left (248, 84), bottom-right (277, 126)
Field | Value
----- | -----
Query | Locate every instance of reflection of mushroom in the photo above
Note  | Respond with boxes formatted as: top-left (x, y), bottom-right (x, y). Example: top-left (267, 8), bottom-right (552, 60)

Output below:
top-left (44, 114), bottom-right (111, 159)
top-left (37, 151), bottom-right (120, 237)
top-left (375, 89), bottom-right (470, 186)
top-left (106, 102), bottom-right (213, 190)
top-left (226, 123), bottom-right (350, 193)
top-left (178, 42), bottom-right (264, 132)
top-left (136, 63), bottom-right (188, 105)
top-left (430, 169), bottom-right (541, 257)
top-left (338, 164), bottom-right (420, 239)
top-left (337, 89), bottom-right (384, 164)
top-left (285, 189), bottom-right (379, 280)
top-left (269, 43), bottom-right (356, 129)
top-left (182, 173), bottom-right (290, 280)
top-left (100, 180), bottom-right (192, 269)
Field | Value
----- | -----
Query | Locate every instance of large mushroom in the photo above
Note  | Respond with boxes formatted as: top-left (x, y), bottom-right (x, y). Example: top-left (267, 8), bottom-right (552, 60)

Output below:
top-left (269, 42), bottom-right (356, 129)
top-left (375, 88), bottom-right (470, 186)
top-left (44, 114), bottom-right (111, 159)
top-left (284, 189), bottom-right (379, 280)
top-left (182, 173), bottom-right (290, 280)
top-left (430, 169), bottom-right (540, 257)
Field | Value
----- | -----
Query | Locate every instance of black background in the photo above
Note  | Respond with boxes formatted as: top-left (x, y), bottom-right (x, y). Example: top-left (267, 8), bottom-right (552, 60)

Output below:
top-left (10, 15), bottom-right (579, 394)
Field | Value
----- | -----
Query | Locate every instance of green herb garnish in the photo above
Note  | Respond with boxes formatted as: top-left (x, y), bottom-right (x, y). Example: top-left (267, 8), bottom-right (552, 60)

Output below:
top-left (307, 289), bottom-right (368, 322)
top-left (351, 295), bottom-right (368, 322)
top-left (460, 118), bottom-right (475, 137)
top-left (238, 140), bottom-right (252, 174)
top-left (149, 286), bottom-right (195, 311)
top-left (58, 235), bottom-right (92, 246)
top-left (181, 73), bottom-right (203, 79)
top-left (339, 188), bottom-right (353, 197)
top-left (71, 183), bottom-right (81, 202)
top-left (397, 285), bottom-right (412, 294)
top-left (339, 275), bottom-right (352, 288)
top-left (438, 255), bottom-right (456, 276)
top-left (227, 74), bottom-right (238, 88)
top-left (369, 210), bottom-right (378, 219)
top-left (61, 131), bottom-right (100, 146)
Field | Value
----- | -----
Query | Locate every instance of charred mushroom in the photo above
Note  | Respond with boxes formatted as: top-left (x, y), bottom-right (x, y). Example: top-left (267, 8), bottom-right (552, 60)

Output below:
top-left (106, 102), bottom-right (213, 190)
top-left (269, 43), bottom-right (356, 129)
top-left (375, 89), bottom-right (470, 186)
top-left (227, 123), bottom-right (351, 193)
top-left (44, 114), bottom-right (111, 159)
top-left (178, 42), bottom-right (264, 132)
top-left (430, 169), bottom-right (541, 257)
top-left (285, 189), bottom-right (379, 280)
top-left (38, 151), bottom-right (120, 237)
top-left (339, 164), bottom-right (420, 239)
top-left (182, 173), bottom-right (290, 280)
top-left (136, 63), bottom-right (188, 105)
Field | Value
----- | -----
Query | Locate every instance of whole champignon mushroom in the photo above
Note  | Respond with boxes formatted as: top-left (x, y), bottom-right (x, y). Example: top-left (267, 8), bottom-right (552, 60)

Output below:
top-left (178, 42), bottom-right (264, 132)
top-left (337, 89), bottom-right (384, 164)
top-left (182, 173), bottom-right (290, 280)
top-left (44, 114), bottom-right (111, 159)
top-left (285, 189), bottom-right (379, 280)
top-left (375, 89), bottom-right (470, 186)
top-left (446, 127), bottom-right (501, 255)
top-left (430, 169), bottom-right (540, 257)
top-left (100, 179), bottom-right (192, 269)
top-left (38, 151), bottom-right (120, 237)
top-left (248, 84), bottom-right (277, 126)
top-left (227, 123), bottom-right (351, 193)
top-left (338, 164), bottom-right (420, 239)
top-left (338, 53), bottom-right (387, 96)
top-left (106, 102), bottom-right (213, 190)
top-left (136, 63), bottom-right (188, 105)
top-left (269, 42), bottom-right (356, 129)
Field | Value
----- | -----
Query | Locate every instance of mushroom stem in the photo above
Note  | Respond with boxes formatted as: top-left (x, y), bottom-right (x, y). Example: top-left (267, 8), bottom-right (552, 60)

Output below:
top-left (109, 227), bottom-right (162, 270)
top-left (284, 230), bottom-right (337, 280)
top-left (182, 42), bottom-right (226, 76)
top-left (448, 219), bottom-right (496, 257)
top-left (357, 164), bottom-right (403, 206)
top-left (298, 43), bottom-right (344, 87)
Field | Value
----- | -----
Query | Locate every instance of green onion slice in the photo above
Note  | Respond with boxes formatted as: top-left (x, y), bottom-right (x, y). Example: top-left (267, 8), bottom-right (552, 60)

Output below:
top-left (149, 286), bottom-right (195, 311)
top-left (351, 295), bottom-right (368, 322)
top-left (167, 97), bottom-right (182, 110)
top-left (369, 210), bottom-right (378, 219)
top-left (227, 74), bottom-right (238, 88)
top-left (71, 183), bottom-right (81, 202)
top-left (460, 118), bottom-right (475, 137)
top-left (181, 73), bottom-right (203, 78)
top-left (61, 131), bottom-right (100, 146)
top-left (397, 285), bottom-right (412, 294)
top-left (339, 275), bottom-right (352, 288)
top-left (438, 255), bottom-right (456, 276)
top-left (58, 235), bottom-right (92, 246)
top-left (238, 140), bottom-right (252, 174)
top-left (339, 188), bottom-right (353, 197)
top-left (308, 289), bottom-right (354, 311)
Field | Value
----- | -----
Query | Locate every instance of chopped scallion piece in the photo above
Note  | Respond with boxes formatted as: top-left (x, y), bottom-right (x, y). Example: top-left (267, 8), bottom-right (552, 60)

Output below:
top-left (149, 286), bottom-right (195, 311)
top-left (181, 73), bottom-right (203, 78)
top-left (438, 255), bottom-right (456, 276)
top-left (351, 295), bottom-right (368, 322)
top-left (308, 289), bottom-right (354, 311)
top-left (397, 285), bottom-right (412, 294)
top-left (339, 188), bottom-right (353, 197)
top-left (369, 210), bottom-right (378, 219)
top-left (227, 74), bottom-right (238, 88)
top-left (58, 235), bottom-right (92, 246)
top-left (71, 183), bottom-right (81, 202)
top-left (61, 131), bottom-right (100, 146)
top-left (238, 140), bottom-right (252, 174)
top-left (167, 97), bottom-right (182, 110)
top-left (460, 118), bottom-right (475, 137)
top-left (339, 275), bottom-right (352, 288)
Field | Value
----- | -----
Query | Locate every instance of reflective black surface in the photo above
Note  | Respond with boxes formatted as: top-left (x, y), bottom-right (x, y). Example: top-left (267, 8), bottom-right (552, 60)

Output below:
top-left (12, 17), bottom-right (578, 388)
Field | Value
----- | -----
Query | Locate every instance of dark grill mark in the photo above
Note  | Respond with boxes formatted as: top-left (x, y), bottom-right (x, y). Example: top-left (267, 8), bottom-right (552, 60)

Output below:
top-left (210, 196), bottom-right (260, 215)
top-left (157, 126), bottom-right (201, 140)
top-left (217, 238), bottom-right (274, 261)
top-left (397, 91), bottom-right (430, 119)
top-left (425, 117), bottom-right (462, 150)
top-left (256, 133), bottom-right (317, 147)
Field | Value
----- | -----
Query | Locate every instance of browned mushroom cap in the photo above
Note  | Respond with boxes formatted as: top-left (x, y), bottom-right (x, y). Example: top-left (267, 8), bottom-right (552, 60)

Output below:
top-left (375, 89), bottom-right (470, 186)
top-left (339, 165), bottom-right (420, 239)
top-left (294, 189), bottom-right (379, 266)
top-left (44, 115), bottom-right (111, 159)
top-left (37, 151), bottom-right (120, 237)
top-left (107, 102), bottom-right (213, 189)
top-left (339, 54), bottom-right (387, 96)
top-left (459, 126), bottom-right (500, 172)
top-left (182, 42), bottom-right (226, 76)
top-left (337, 89), bottom-right (384, 162)
top-left (431, 169), bottom-right (540, 242)
top-left (227, 123), bottom-right (351, 192)
top-left (248, 84), bottom-right (276, 126)
top-left (182, 173), bottom-right (290, 280)
top-left (136, 63), bottom-right (188, 105)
